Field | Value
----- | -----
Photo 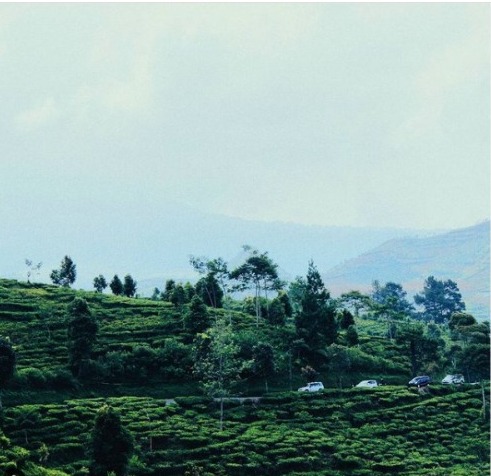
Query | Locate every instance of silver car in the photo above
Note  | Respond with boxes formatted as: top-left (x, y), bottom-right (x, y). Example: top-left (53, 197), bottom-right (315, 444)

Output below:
top-left (298, 382), bottom-right (324, 392)
top-left (441, 374), bottom-right (465, 384)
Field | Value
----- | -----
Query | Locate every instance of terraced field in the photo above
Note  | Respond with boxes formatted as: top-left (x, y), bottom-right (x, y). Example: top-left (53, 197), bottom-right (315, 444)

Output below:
top-left (1, 386), bottom-right (488, 475)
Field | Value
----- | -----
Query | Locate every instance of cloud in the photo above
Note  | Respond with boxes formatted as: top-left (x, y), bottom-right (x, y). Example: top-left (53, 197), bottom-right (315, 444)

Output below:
top-left (392, 19), bottom-right (488, 144)
top-left (14, 97), bottom-right (61, 132)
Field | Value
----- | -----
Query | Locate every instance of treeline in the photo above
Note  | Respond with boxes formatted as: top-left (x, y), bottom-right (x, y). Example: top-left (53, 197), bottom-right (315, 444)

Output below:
top-left (19, 247), bottom-right (489, 394)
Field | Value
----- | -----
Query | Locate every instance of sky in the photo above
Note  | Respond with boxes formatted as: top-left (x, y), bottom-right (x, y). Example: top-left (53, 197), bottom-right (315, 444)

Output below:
top-left (0, 2), bottom-right (489, 230)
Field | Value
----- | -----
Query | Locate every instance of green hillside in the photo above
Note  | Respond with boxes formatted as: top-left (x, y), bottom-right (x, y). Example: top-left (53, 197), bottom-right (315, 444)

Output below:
top-left (0, 277), bottom-right (489, 475)
top-left (1, 389), bottom-right (489, 475)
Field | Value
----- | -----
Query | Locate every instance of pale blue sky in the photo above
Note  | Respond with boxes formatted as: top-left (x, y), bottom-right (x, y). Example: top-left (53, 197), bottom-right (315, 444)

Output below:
top-left (1, 2), bottom-right (489, 230)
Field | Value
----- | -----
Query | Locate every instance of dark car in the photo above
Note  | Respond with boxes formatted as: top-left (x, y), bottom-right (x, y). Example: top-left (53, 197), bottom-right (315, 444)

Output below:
top-left (408, 375), bottom-right (431, 387)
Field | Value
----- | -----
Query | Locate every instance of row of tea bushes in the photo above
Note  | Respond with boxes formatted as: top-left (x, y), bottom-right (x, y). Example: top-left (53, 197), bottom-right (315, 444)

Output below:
top-left (1, 386), bottom-right (488, 475)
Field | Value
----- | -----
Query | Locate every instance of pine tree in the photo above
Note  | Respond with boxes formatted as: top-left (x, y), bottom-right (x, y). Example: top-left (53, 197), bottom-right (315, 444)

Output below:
top-left (122, 274), bottom-right (137, 298)
top-left (67, 298), bottom-right (98, 378)
top-left (90, 405), bottom-right (134, 476)
top-left (110, 275), bottom-right (124, 296)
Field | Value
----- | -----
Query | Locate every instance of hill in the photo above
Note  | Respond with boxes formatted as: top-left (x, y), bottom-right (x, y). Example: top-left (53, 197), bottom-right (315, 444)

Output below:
top-left (0, 278), bottom-right (489, 475)
top-left (2, 388), bottom-right (489, 476)
top-left (323, 221), bottom-right (490, 320)
top-left (0, 198), bottom-right (430, 290)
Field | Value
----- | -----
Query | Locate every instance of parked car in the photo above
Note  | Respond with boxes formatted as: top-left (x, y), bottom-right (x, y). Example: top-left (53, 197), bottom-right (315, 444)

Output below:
top-left (355, 380), bottom-right (380, 388)
top-left (441, 374), bottom-right (465, 384)
top-left (298, 382), bottom-right (324, 392)
top-left (408, 376), bottom-right (431, 387)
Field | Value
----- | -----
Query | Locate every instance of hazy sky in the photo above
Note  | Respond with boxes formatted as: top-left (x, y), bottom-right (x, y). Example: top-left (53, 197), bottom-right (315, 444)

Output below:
top-left (1, 2), bottom-right (489, 230)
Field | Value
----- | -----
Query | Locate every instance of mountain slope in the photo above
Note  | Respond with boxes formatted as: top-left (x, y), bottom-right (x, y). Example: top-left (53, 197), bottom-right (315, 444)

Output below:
top-left (323, 221), bottom-right (490, 320)
top-left (0, 198), bottom-right (426, 290)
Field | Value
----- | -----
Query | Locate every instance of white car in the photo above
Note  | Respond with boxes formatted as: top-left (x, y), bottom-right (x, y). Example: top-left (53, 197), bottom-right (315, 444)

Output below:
top-left (298, 382), bottom-right (324, 392)
top-left (441, 374), bottom-right (465, 384)
top-left (355, 380), bottom-right (379, 388)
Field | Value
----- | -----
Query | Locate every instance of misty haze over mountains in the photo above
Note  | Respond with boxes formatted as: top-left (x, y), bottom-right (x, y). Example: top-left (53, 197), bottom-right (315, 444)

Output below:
top-left (1, 199), bottom-right (488, 319)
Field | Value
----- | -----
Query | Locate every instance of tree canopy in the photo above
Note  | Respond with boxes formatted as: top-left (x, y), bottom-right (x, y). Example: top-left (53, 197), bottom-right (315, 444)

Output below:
top-left (50, 255), bottom-right (76, 288)
top-left (414, 276), bottom-right (465, 323)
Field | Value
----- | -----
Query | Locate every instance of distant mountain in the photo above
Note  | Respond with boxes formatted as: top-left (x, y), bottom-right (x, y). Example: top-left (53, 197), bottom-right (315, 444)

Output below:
top-left (322, 221), bottom-right (490, 320)
top-left (1, 197), bottom-right (428, 292)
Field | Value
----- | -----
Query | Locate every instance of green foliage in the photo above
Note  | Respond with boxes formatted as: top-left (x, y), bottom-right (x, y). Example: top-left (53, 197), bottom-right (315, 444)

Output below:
top-left (0, 337), bottom-right (16, 388)
top-left (67, 298), bottom-right (98, 379)
top-left (109, 275), bottom-right (123, 296)
top-left (50, 256), bottom-right (76, 288)
top-left (92, 276), bottom-right (107, 293)
top-left (122, 275), bottom-right (137, 298)
top-left (185, 296), bottom-right (210, 336)
top-left (295, 261), bottom-right (337, 362)
top-left (230, 248), bottom-right (281, 324)
top-left (414, 276), bottom-right (466, 323)
top-left (89, 405), bottom-right (134, 476)
top-left (0, 278), bottom-right (489, 476)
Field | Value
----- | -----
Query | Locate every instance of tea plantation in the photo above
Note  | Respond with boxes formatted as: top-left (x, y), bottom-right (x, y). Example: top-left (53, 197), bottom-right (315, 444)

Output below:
top-left (0, 278), bottom-right (489, 475)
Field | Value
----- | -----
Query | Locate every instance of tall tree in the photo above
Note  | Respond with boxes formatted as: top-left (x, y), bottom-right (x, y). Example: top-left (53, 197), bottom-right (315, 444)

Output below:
top-left (372, 281), bottom-right (415, 317)
top-left (50, 255), bottom-right (76, 287)
top-left (193, 316), bottom-right (241, 431)
top-left (93, 275), bottom-right (107, 293)
top-left (230, 247), bottom-right (281, 325)
top-left (295, 261), bottom-right (337, 361)
top-left (251, 342), bottom-right (276, 393)
top-left (67, 298), bottom-right (98, 378)
top-left (414, 276), bottom-right (465, 323)
top-left (267, 296), bottom-right (287, 326)
top-left (0, 337), bottom-right (16, 409)
top-left (339, 309), bottom-right (355, 330)
top-left (110, 275), bottom-right (124, 296)
top-left (339, 290), bottom-right (371, 318)
top-left (185, 295), bottom-right (210, 336)
top-left (161, 279), bottom-right (176, 301)
top-left (122, 274), bottom-right (137, 298)
top-left (90, 404), bottom-right (134, 476)
top-left (395, 323), bottom-right (443, 376)
top-left (190, 256), bottom-right (229, 308)
top-left (195, 274), bottom-right (224, 308)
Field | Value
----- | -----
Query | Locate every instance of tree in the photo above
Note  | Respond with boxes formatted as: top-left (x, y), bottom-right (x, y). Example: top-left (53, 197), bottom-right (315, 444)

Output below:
top-left (230, 248), bottom-right (281, 325)
top-left (161, 279), bottom-right (176, 301)
top-left (25, 259), bottom-right (42, 283)
top-left (370, 281), bottom-right (414, 339)
top-left (414, 276), bottom-right (466, 323)
top-left (346, 325), bottom-right (359, 347)
top-left (90, 404), bottom-right (134, 476)
top-left (448, 312), bottom-right (477, 331)
top-left (110, 275), bottom-right (124, 296)
top-left (339, 290), bottom-right (371, 318)
top-left (372, 281), bottom-right (415, 317)
top-left (193, 316), bottom-right (241, 431)
top-left (170, 284), bottom-right (187, 312)
top-left (93, 275), bottom-right (107, 293)
top-left (395, 323), bottom-right (443, 376)
top-left (0, 337), bottom-right (16, 409)
top-left (50, 255), bottom-right (76, 287)
top-left (267, 296), bottom-right (287, 326)
top-left (251, 342), bottom-right (276, 393)
top-left (185, 295), bottom-right (210, 336)
top-left (67, 298), bottom-right (98, 378)
top-left (190, 256), bottom-right (229, 308)
top-left (122, 274), bottom-right (137, 298)
top-left (295, 261), bottom-right (337, 361)
top-left (339, 309), bottom-right (355, 330)
top-left (195, 274), bottom-right (224, 308)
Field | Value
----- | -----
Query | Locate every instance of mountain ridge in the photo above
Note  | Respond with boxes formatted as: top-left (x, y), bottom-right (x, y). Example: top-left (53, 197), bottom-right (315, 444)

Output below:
top-left (323, 221), bottom-right (490, 320)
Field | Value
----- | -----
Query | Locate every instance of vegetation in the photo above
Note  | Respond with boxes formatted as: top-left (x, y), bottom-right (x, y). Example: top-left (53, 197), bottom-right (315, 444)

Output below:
top-left (0, 246), bottom-right (489, 475)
